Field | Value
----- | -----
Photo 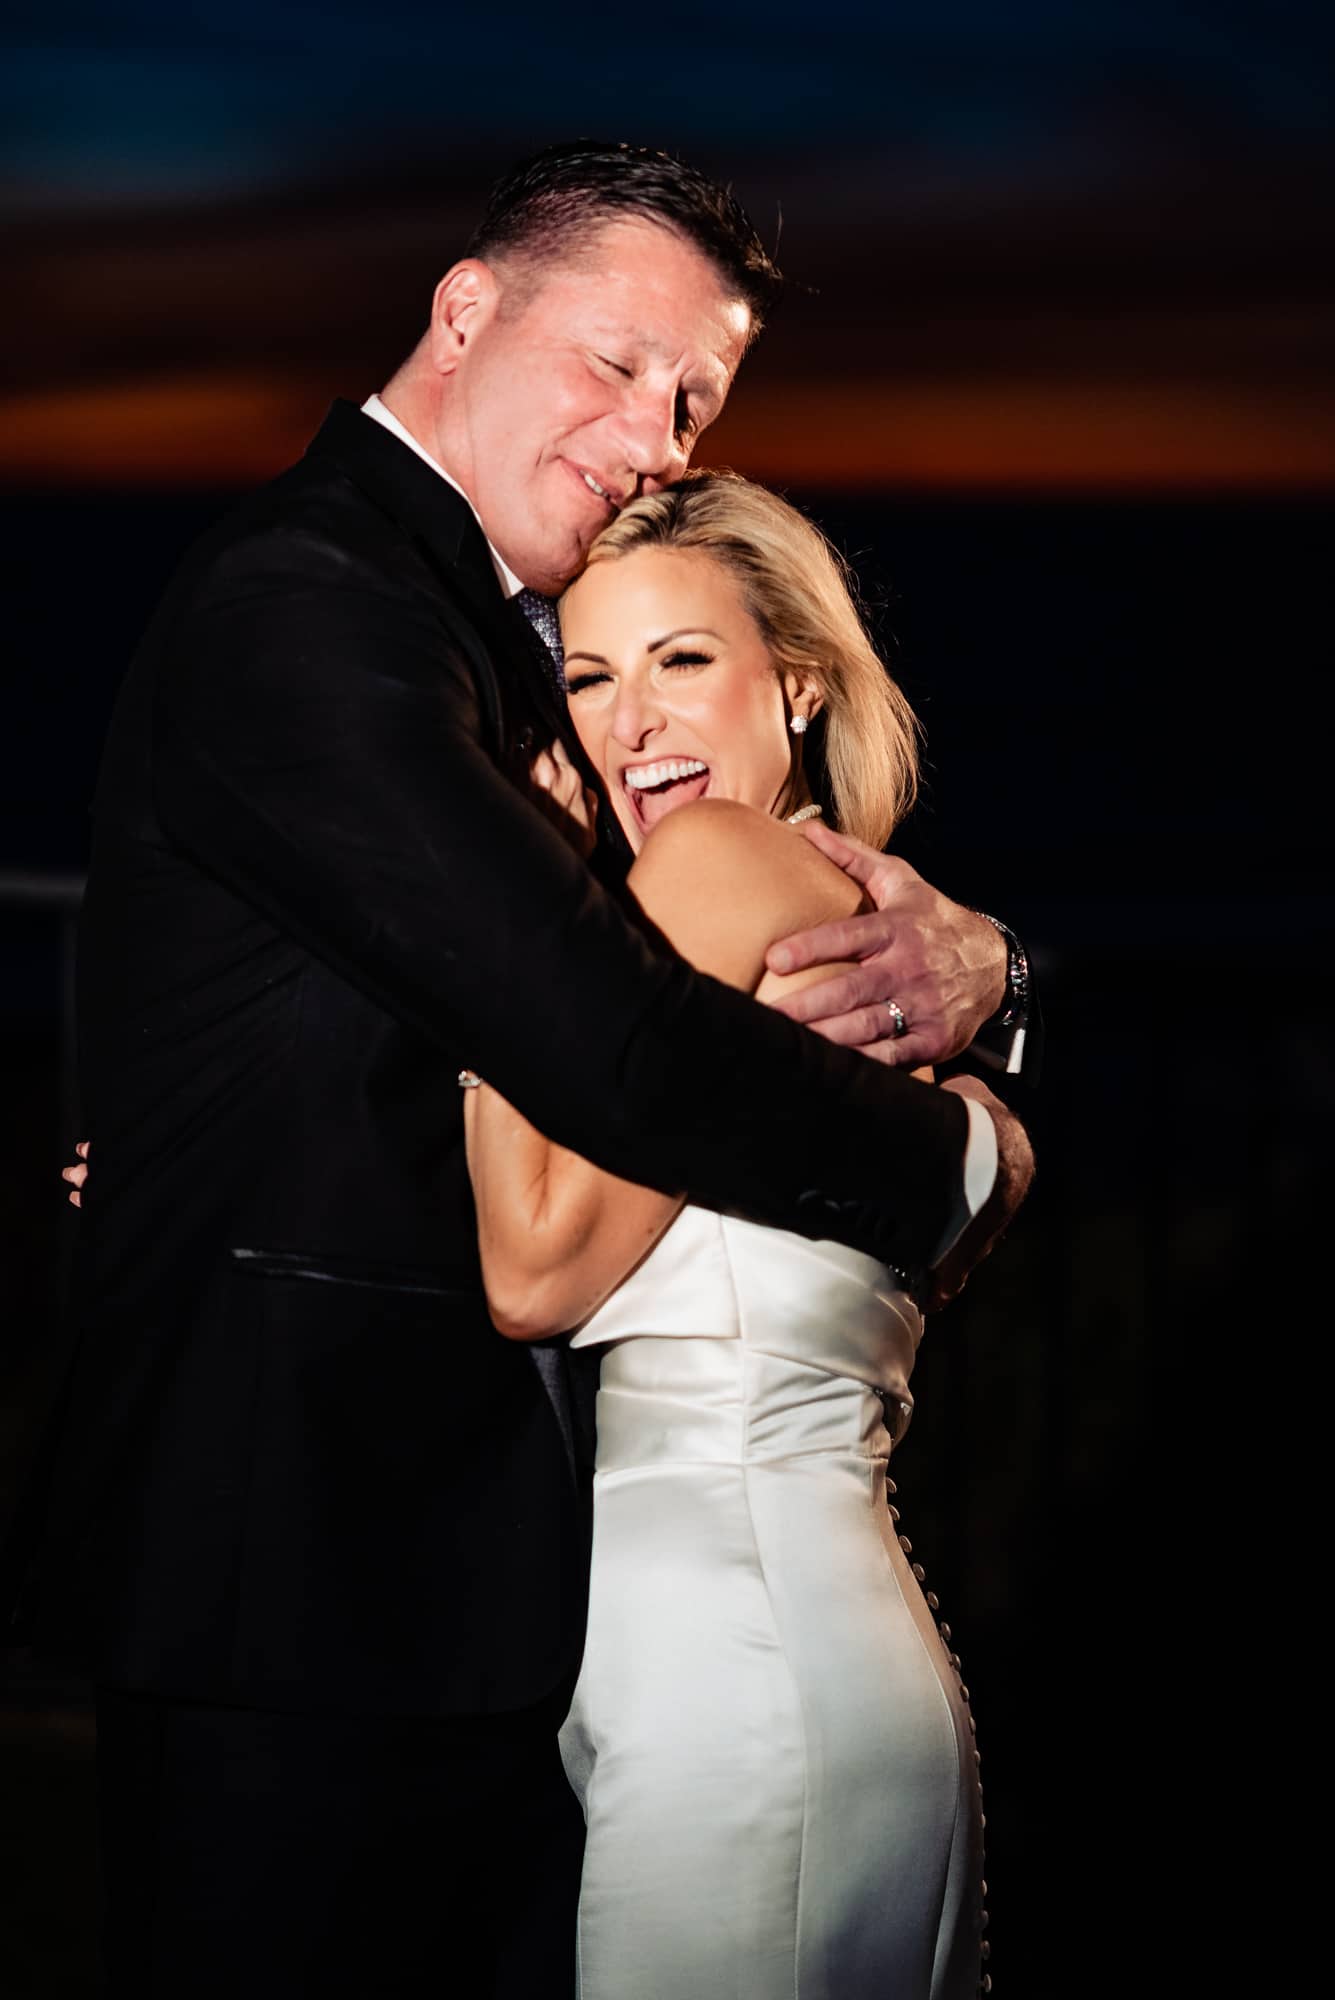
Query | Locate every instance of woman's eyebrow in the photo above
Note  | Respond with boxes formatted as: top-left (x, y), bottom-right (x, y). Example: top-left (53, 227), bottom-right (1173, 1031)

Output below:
top-left (647, 628), bottom-right (723, 653)
top-left (564, 650), bottom-right (610, 667)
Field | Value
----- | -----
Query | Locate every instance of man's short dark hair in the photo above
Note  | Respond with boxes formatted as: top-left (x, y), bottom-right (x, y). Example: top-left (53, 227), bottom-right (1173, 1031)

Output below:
top-left (466, 139), bottom-right (784, 333)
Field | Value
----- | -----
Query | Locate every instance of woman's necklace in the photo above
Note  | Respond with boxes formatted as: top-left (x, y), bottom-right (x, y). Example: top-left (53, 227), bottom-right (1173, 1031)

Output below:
top-left (785, 803), bottom-right (824, 825)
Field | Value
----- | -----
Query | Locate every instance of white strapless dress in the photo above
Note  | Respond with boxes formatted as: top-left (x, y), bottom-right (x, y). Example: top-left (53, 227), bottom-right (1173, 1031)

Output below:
top-left (559, 1207), bottom-right (986, 2000)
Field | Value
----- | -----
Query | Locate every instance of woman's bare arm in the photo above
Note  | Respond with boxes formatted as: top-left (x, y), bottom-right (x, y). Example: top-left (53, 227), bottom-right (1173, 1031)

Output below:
top-left (466, 799), bottom-right (867, 1340)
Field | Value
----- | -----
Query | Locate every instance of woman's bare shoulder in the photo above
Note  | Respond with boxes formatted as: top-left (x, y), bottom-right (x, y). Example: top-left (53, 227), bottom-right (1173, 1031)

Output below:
top-left (627, 799), bottom-right (864, 994)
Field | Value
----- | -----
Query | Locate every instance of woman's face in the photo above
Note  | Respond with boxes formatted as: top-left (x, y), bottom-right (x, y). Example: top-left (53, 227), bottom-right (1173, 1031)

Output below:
top-left (560, 546), bottom-right (810, 854)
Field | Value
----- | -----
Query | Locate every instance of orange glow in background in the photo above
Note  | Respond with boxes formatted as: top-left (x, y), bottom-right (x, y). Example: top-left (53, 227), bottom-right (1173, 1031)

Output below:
top-left (2, 370), bottom-right (1333, 494)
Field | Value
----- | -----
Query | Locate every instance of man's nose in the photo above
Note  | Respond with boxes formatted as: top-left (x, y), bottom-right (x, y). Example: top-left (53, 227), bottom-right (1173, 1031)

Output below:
top-left (615, 383), bottom-right (685, 492)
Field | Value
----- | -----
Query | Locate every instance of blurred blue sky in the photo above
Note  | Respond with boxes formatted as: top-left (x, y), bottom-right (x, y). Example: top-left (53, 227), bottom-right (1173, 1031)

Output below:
top-left (4, 2), bottom-right (1331, 490)
top-left (4, 1), bottom-right (1330, 210)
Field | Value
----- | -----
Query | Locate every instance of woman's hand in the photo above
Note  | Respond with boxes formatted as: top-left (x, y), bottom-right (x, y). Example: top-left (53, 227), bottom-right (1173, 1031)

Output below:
top-left (62, 1140), bottom-right (89, 1208)
top-left (530, 741), bottom-right (598, 860)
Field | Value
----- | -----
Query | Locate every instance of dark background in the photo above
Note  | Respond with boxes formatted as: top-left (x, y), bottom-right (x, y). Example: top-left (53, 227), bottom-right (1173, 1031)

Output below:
top-left (3, 5), bottom-right (1332, 1994)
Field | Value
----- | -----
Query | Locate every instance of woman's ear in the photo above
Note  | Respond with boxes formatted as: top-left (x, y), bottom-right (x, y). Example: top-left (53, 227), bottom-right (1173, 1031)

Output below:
top-left (428, 259), bottom-right (500, 376)
top-left (782, 667), bottom-right (824, 727)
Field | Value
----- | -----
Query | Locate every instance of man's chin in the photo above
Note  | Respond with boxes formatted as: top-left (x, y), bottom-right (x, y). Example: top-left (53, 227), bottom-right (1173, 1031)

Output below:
top-left (514, 535), bottom-right (590, 600)
top-left (535, 497), bottom-right (617, 591)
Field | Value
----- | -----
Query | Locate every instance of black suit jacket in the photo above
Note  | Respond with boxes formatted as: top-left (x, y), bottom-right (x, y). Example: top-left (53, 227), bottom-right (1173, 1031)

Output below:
top-left (27, 402), bottom-right (971, 1718)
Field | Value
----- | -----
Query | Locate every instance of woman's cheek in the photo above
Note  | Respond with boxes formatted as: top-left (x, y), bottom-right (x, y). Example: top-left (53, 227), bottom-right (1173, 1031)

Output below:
top-left (733, 689), bottom-right (790, 811)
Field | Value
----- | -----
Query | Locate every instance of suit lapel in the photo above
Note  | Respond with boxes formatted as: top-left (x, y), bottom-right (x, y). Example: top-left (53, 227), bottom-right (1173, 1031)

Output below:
top-left (304, 400), bottom-right (495, 594)
top-left (305, 402), bottom-right (588, 780)
top-left (303, 401), bottom-right (630, 868)
top-left (302, 404), bottom-right (605, 1478)
top-left (303, 404), bottom-right (502, 746)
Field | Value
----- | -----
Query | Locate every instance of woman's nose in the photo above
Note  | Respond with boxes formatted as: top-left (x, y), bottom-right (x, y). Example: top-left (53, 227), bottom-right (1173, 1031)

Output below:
top-left (610, 685), bottom-right (664, 749)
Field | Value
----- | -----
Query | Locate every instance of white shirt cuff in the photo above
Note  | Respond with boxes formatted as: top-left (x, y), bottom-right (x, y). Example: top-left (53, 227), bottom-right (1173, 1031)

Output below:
top-left (929, 1096), bottom-right (998, 1267)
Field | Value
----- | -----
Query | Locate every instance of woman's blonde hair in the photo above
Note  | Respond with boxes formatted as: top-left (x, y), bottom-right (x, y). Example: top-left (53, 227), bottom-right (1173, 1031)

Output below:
top-left (578, 471), bottom-right (919, 848)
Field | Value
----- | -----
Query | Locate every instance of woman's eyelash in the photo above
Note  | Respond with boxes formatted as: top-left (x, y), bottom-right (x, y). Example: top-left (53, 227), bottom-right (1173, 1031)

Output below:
top-left (565, 653), bottom-right (711, 695)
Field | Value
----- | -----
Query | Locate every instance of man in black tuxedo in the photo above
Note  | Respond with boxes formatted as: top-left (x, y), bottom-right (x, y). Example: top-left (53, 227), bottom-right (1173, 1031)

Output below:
top-left (30, 142), bottom-right (1032, 1996)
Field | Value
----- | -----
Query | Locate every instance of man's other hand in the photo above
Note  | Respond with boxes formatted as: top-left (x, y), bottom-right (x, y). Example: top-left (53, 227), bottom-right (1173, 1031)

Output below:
top-left (62, 1139), bottom-right (89, 1208)
top-left (926, 1075), bottom-right (1034, 1311)
top-left (764, 822), bottom-right (1008, 1068)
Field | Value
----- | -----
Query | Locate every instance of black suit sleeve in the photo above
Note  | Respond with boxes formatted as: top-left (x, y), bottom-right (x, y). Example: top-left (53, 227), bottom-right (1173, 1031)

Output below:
top-left (152, 530), bottom-right (969, 1278)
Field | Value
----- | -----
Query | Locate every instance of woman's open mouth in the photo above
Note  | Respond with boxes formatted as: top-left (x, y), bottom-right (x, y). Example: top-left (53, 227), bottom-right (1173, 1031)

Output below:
top-left (622, 759), bottom-right (711, 833)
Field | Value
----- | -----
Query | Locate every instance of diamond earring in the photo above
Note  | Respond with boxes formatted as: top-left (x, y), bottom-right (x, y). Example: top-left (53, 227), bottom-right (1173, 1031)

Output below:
top-left (790, 714), bottom-right (808, 736)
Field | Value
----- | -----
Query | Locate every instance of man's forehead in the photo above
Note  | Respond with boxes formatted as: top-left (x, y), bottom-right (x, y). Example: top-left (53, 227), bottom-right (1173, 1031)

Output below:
top-left (579, 290), bottom-right (751, 391)
top-left (544, 218), bottom-right (752, 351)
top-left (627, 311), bottom-right (750, 366)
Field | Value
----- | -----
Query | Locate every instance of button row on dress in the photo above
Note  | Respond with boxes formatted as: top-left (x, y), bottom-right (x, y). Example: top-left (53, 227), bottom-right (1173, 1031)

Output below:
top-left (883, 1473), bottom-right (990, 1994)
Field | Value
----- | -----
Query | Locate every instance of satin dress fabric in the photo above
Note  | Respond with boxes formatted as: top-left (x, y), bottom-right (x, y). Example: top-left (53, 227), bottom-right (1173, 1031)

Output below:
top-left (558, 1207), bottom-right (985, 1999)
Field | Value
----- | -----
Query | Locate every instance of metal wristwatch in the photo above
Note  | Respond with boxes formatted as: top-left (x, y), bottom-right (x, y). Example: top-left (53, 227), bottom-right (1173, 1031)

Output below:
top-left (975, 912), bottom-right (1029, 1030)
top-left (964, 911), bottom-right (1034, 1077)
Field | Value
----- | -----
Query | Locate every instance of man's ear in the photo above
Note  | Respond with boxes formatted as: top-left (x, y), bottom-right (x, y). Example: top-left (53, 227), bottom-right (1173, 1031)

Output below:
top-left (782, 667), bottom-right (825, 726)
top-left (428, 260), bottom-right (500, 376)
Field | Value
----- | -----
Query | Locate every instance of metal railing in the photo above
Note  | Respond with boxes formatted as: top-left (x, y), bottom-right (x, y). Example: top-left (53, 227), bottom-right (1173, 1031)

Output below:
top-left (0, 872), bottom-right (85, 911)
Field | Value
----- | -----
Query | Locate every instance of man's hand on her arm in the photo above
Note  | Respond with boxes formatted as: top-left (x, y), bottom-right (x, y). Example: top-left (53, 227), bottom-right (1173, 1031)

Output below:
top-left (924, 1076), bottom-right (1034, 1311)
top-left (764, 822), bottom-right (1008, 1069)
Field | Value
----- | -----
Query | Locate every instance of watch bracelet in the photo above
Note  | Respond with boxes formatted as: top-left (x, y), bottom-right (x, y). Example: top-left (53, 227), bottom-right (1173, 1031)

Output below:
top-left (973, 911), bottom-right (1029, 1030)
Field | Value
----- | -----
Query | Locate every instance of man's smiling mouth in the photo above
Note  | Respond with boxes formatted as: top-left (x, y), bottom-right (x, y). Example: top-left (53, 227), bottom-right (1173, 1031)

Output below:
top-left (622, 759), bottom-right (711, 832)
top-left (567, 462), bottom-right (621, 511)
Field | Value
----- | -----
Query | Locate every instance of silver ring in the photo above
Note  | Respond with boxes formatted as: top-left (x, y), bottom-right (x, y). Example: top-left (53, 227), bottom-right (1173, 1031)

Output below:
top-left (885, 1000), bottom-right (909, 1039)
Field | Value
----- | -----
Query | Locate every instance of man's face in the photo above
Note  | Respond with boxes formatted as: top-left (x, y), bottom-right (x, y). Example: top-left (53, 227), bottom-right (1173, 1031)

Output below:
top-left (438, 220), bottom-right (752, 595)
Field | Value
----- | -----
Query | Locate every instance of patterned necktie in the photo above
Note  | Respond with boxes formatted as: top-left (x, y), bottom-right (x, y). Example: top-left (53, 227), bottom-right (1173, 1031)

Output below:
top-left (514, 587), bottom-right (566, 692)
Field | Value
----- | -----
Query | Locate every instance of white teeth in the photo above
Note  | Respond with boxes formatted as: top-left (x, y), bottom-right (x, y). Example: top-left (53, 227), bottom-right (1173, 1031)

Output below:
top-left (582, 470), bottom-right (611, 501)
top-left (624, 760), bottom-right (708, 791)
